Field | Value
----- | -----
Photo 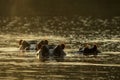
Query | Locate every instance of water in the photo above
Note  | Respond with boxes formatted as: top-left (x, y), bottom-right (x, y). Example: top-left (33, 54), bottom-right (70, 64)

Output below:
top-left (0, 50), bottom-right (120, 80)
top-left (0, 34), bottom-right (120, 80)
top-left (0, 16), bottom-right (120, 80)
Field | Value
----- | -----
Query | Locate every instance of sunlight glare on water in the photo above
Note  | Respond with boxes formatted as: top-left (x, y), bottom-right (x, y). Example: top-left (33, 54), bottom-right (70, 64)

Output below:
top-left (0, 50), bottom-right (120, 80)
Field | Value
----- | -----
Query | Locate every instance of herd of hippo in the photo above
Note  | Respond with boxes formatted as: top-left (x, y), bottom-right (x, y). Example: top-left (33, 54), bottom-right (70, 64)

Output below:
top-left (19, 39), bottom-right (101, 62)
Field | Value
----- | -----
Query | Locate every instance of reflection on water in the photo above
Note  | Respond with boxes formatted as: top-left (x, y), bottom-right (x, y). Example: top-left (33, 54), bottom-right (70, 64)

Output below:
top-left (0, 16), bottom-right (120, 80)
top-left (0, 51), bottom-right (120, 80)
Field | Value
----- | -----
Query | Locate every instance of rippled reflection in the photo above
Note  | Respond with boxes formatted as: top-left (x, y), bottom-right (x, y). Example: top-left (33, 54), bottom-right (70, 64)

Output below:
top-left (0, 51), bottom-right (120, 80)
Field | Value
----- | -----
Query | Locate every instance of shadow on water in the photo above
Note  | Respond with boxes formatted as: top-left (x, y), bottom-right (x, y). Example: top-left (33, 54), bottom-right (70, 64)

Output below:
top-left (0, 51), bottom-right (120, 80)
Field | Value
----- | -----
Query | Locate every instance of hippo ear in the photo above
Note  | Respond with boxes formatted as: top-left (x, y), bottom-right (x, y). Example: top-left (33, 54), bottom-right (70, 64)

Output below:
top-left (61, 44), bottom-right (65, 49)
top-left (19, 39), bottom-right (23, 45)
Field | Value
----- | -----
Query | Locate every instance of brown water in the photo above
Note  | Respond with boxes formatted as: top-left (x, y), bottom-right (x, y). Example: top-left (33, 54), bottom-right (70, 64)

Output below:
top-left (0, 50), bottom-right (120, 80)
top-left (0, 35), bottom-right (120, 80)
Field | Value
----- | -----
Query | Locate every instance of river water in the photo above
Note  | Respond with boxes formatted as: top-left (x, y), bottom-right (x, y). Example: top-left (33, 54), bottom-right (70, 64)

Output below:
top-left (0, 47), bottom-right (120, 80)
top-left (0, 30), bottom-right (120, 80)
